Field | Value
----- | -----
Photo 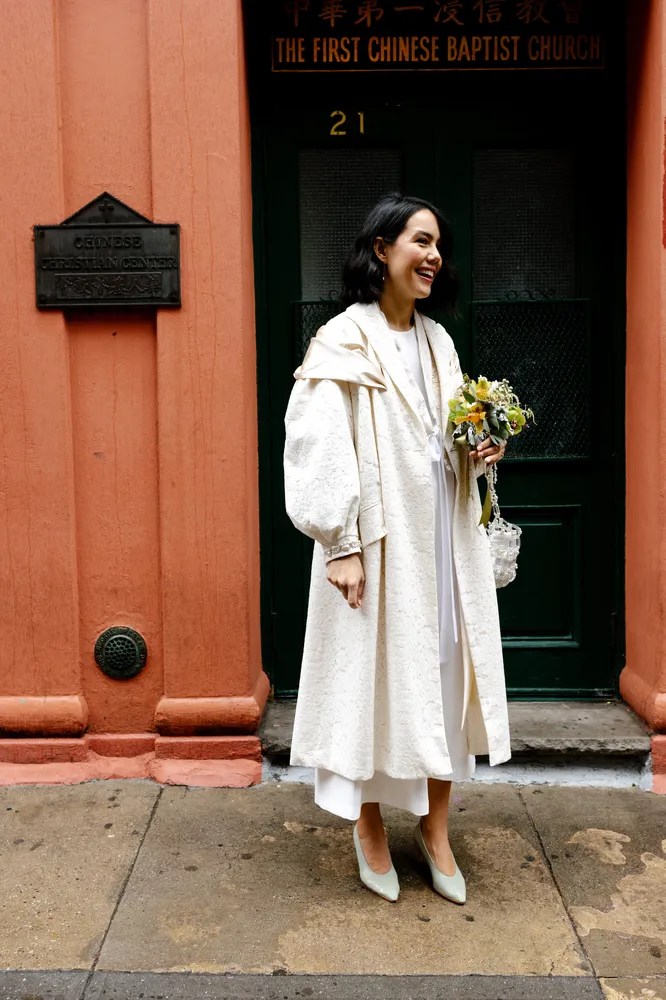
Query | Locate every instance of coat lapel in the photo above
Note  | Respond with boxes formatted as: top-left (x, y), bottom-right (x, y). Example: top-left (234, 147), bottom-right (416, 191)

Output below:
top-left (417, 313), bottom-right (472, 724)
top-left (414, 312), bottom-right (441, 423)
top-left (418, 313), bottom-right (465, 480)
top-left (345, 302), bottom-right (466, 483)
top-left (346, 302), bottom-right (436, 434)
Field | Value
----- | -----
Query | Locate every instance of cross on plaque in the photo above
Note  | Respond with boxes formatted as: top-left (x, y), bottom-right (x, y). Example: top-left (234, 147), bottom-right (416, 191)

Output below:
top-left (98, 198), bottom-right (115, 222)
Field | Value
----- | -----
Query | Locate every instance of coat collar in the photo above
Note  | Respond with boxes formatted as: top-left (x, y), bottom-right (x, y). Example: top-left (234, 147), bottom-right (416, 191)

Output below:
top-left (294, 330), bottom-right (387, 389)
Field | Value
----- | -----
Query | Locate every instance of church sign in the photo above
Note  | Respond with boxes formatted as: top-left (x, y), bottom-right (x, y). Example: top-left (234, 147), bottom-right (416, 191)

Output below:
top-left (34, 193), bottom-right (180, 309)
top-left (271, 0), bottom-right (605, 72)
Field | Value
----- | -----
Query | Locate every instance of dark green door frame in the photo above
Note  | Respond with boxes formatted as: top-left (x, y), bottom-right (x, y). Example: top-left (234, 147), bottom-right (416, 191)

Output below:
top-left (249, 56), bottom-right (626, 700)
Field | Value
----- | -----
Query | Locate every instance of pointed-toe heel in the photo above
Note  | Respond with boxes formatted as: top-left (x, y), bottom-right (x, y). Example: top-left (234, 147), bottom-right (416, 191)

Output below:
top-left (414, 821), bottom-right (466, 905)
top-left (352, 823), bottom-right (400, 902)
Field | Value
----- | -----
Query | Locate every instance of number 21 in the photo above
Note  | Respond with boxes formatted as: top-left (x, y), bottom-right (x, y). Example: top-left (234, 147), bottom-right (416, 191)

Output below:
top-left (329, 111), bottom-right (366, 137)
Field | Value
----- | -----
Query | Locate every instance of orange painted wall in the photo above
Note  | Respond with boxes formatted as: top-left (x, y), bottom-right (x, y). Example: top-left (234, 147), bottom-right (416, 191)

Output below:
top-left (0, 1), bottom-right (84, 735)
top-left (59, 0), bottom-right (162, 733)
top-left (148, 0), bottom-right (267, 733)
top-left (0, 0), bottom-right (268, 739)
top-left (622, 0), bottom-right (666, 732)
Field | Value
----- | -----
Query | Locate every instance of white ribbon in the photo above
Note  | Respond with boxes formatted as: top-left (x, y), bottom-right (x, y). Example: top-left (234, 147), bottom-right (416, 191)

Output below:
top-left (427, 430), bottom-right (442, 462)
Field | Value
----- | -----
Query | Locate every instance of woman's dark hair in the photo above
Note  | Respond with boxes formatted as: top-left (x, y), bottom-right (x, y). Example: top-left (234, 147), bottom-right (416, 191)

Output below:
top-left (340, 192), bottom-right (459, 313)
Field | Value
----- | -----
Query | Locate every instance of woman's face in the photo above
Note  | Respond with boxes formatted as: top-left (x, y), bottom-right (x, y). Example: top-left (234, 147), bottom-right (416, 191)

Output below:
top-left (375, 209), bottom-right (443, 304)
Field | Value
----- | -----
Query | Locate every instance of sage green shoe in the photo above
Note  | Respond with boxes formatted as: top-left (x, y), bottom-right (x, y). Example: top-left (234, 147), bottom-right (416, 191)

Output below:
top-left (414, 820), bottom-right (466, 904)
top-left (352, 823), bottom-right (400, 902)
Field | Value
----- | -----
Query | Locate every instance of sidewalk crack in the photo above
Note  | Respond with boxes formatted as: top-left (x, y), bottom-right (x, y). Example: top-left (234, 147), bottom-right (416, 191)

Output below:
top-left (81, 785), bottom-right (163, 996)
top-left (517, 786), bottom-right (598, 979)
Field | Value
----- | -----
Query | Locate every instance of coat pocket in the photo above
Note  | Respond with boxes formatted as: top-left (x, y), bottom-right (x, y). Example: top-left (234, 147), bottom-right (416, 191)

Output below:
top-left (359, 501), bottom-right (386, 549)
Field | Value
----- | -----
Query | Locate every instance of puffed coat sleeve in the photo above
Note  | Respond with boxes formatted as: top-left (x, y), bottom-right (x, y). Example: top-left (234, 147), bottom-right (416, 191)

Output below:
top-left (283, 376), bottom-right (362, 563)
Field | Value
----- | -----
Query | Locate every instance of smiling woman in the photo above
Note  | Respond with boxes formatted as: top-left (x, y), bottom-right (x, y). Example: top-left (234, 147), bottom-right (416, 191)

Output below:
top-left (283, 193), bottom-right (511, 904)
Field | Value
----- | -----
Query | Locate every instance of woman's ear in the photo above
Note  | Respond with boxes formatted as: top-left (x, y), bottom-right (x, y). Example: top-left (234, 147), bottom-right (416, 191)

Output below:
top-left (373, 236), bottom-right (387, 264)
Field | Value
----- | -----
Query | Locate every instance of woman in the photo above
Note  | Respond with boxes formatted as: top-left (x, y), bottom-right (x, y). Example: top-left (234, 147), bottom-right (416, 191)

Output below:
top-left (283, 193), bottom-right (510, 904)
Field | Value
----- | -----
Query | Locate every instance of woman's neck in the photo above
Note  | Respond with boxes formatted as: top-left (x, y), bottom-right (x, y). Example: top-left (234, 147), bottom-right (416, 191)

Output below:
top-left (378, 287), bottom-right (415, 331)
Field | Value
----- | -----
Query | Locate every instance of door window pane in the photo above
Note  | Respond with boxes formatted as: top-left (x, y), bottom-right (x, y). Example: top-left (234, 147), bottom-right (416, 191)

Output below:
top-left (298, 148), bottom-right (402, 300)
top-left (473, 149), bottom-right (576, 300)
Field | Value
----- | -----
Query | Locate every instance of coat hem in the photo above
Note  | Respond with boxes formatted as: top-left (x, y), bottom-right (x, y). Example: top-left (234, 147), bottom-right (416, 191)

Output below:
top-left (291, 739), bottom-right (512, 777)
top-left (289, 751), bottom-right (466, 783)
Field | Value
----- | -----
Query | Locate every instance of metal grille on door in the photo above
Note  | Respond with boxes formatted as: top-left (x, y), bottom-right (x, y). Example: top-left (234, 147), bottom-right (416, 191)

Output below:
top-left (472, 149), bottom-right (589, 461)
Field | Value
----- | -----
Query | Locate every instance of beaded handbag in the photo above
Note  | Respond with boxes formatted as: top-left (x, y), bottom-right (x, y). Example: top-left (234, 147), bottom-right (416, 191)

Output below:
top-left (484, 464), bottom-right (522, 589)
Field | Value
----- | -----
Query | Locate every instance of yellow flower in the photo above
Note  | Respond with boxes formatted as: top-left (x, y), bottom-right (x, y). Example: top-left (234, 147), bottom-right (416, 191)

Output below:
top-left (455, 403), bottom-right (485, 426)
top-left (475, 378), bottom-right (492, 402)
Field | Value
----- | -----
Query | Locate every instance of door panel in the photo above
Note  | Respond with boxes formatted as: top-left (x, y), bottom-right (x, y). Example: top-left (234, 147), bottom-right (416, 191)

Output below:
top-left (500, 506), bottom-right (583, 642)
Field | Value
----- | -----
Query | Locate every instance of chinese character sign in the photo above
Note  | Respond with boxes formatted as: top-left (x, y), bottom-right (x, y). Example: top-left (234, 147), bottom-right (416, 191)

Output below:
top-left (271, 0), bottom-right (604, 71)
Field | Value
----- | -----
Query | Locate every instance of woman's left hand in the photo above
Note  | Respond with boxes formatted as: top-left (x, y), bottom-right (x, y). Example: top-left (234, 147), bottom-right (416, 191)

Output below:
top-left (470, 438), bottom-right (507, 466)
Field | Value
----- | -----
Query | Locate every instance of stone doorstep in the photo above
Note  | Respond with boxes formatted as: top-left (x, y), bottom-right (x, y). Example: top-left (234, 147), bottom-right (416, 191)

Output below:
top-left (0, 703), bottom-right (653, 786)
top-left (259, 700), bottom-right (653, 763)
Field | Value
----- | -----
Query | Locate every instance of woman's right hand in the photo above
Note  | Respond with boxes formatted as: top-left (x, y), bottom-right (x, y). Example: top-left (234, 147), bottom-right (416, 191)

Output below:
top-left (326, 553), bottom-right (365, 609)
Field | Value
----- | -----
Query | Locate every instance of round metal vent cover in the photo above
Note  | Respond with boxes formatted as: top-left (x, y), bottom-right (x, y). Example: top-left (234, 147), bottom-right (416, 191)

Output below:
top-left (94, 626), bottom-right (147, 680)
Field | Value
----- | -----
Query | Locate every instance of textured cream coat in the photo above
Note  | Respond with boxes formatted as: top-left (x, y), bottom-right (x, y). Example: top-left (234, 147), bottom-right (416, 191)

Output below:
top-left (284, 301), bottom-right (511, 781)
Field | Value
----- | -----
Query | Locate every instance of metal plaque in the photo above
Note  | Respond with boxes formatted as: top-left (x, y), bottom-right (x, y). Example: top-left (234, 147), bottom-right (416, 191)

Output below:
top-left (34, 192), bottom-right (180, 309)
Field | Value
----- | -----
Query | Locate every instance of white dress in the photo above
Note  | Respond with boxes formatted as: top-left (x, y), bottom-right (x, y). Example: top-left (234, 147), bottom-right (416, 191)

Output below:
top-left (314, 325), bottom-right (475, 820)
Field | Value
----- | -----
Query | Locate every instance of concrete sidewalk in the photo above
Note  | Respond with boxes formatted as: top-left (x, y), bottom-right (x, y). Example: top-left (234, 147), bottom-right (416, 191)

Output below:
top-left (1, 780), bottom-right (664, 999)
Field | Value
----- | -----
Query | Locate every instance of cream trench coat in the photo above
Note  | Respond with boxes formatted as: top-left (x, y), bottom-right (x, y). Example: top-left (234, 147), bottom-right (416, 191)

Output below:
top-left (283, 301), bottom-right (511, 781)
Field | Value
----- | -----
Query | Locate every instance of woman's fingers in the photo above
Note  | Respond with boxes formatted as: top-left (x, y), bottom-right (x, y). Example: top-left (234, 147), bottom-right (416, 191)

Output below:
top-left (473, 440), bottom-right (506, 465)
top-left (349, 575), bottom-right (364, 608)
top-left (487, 441), bottom-right (507, 465)
top-left (347, 580), bottom-right (361, 608)
top-left (335, 574), bottom-right (363, 609)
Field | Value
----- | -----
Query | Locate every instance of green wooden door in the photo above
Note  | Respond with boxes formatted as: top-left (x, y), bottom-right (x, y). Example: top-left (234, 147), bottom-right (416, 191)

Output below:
top-left (252, 82), bottom-right (625, 699)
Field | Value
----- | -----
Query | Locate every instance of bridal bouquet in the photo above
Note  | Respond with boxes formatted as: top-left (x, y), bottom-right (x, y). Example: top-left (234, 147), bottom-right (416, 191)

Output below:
top-left (448, 375), bottom-right (534, 588)
top-left (448, 375), bottom-right (534, 451)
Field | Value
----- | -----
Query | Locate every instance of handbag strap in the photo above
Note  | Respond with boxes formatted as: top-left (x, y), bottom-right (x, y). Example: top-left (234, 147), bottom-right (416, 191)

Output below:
top-left (487, 463), bottom-right (501, 520)
top-left (480, 463), bottom-right (501, 527)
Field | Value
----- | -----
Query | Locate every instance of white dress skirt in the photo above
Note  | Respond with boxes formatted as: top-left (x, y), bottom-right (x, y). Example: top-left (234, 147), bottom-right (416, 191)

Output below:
top-left (314, 325), bottom-right (475, 821)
